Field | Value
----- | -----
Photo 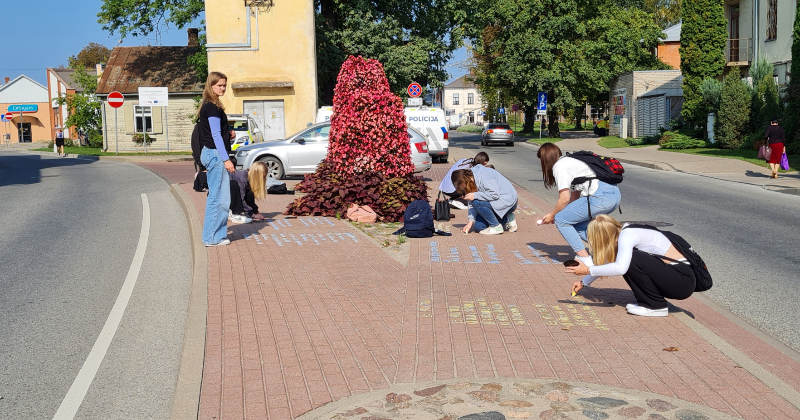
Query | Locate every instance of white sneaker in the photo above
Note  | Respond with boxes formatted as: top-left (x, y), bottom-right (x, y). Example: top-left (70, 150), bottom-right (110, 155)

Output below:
top-left (479, 225), bottom-right (504, 235)
top-left (449, 199), bottom-right (468, 210)
top-left (626, 304), bottom-right (668, 317)
top-left (230, 213), bottom-right (253, 224)
top-left (228, 210), bottom-right (234, 221)
top-left (575, 255), bottom-right (594, 268)
top-left (505, 212), bottom-right (517, 232)
top-left (205, 238), bottom-right (231, 247)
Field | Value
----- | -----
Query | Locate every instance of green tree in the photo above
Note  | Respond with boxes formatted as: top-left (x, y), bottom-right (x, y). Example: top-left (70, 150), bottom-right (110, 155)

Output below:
top-left (97, 0), bottom-right (203, 39)
top-left (466, 0), bottom-right (666, 137)
top-left (748, 58), bottom-right (782, 136)
top-left (68, 43), bottom-right (111, 68)
top-left (679, 0), bottom-right (727, 128)
top-left (715, 67), bottom-right (750, 149)
top-left (54, 67), bottom-right (102, 146)
top-left (784, 1), bottom-right (800, 152)
top-left (615, 0), bottom-right (682, 28)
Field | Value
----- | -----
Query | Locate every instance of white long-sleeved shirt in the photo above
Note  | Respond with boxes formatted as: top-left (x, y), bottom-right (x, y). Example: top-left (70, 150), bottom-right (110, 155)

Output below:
top-left (582, 225), bottom-right (677, 286)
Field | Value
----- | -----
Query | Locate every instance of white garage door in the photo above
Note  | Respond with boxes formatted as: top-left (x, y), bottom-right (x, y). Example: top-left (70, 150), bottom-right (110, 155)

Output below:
top-left (244, 100), bottom-right (285, 141)
top-left (636, 94), bottom-right (666, 138)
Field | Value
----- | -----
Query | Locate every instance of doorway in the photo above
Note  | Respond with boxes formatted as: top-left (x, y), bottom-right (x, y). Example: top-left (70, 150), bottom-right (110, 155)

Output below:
top-left (17, 122), bottom-right (32, 143)
top-left (243, 100), bottom-right (285, 141)
top-left (729, 4), bottom-right (740, 63)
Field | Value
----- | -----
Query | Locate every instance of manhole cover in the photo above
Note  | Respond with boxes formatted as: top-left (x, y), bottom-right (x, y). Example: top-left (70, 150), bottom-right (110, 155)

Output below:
top-left (621, 221), bottom-right (674, 227)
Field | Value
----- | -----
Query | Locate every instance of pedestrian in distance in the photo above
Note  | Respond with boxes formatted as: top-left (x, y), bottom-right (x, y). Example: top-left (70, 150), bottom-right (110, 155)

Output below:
top-left (764, 119), bottom-right (785, 179)
top-left (198, 71), bottom-right (237, 247)
top-left (55, 128), bottom-right (65, 157)
top-left (228, 161), bottom-right (270, 224)
top-left (537, 143), bottom-right (621, 267)
top-left (566, 215), bottom-right (696, 317)
top-left (451, 164), bottom-right (518, 235)
top-left (439, 152), bottom-right (490, 210)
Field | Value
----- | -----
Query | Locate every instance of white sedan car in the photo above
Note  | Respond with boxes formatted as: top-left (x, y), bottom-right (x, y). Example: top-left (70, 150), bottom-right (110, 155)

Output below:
top-left (234, 122), bottom-right (432, 179)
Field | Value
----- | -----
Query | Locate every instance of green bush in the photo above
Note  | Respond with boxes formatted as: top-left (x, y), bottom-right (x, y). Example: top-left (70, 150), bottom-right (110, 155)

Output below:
top-left (457, 125), bottom-right (483, 133)
top-left (625, 138), bottom-right (644, 146)
top-left (640, 133), bottom-right (661, 145)
top-left (88, 130), bottom-right (104, 148)
top-left (715, 67), bottom-right (751, 149)
top-left (660, 137), bottom-right (708, 149)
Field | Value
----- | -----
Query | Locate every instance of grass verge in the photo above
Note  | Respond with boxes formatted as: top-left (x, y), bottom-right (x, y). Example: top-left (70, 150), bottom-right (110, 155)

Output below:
top-left (597, 136), bottom-right (656, 149)
top-left (32, 146), bottom-right (192, 156)
top-left (661, 148), bottom-right (797, 171)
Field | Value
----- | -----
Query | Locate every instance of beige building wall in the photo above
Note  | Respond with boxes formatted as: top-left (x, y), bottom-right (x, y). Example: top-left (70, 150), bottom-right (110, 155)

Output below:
top-left (101, 96), bottom-right (197, 151)
top-left (444, 87), bottom-right (484, 125)
top-left (608, 70), bottom-right (683, 138)
top-left (205, 1), bottom-right (317, 139)
top-left (1, 103), bottom-right (51, 143)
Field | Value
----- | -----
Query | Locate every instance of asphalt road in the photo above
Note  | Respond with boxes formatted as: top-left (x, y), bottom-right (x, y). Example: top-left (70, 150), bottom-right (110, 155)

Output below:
top-left (0, 151), bottom-right (192, 419)
top-left (449, 131), bottom-right (800, 352)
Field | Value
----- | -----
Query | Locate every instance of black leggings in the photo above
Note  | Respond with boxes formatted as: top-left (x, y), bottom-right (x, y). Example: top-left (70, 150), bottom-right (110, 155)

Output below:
top-left (230, 181), bottom-right (258, 216)
top-left (623, 250), bottom-right (695, 310)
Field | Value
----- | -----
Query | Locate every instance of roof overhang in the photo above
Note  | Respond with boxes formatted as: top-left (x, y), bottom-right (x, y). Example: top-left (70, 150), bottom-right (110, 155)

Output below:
top-left (231, 81), bottom-right (294, 91)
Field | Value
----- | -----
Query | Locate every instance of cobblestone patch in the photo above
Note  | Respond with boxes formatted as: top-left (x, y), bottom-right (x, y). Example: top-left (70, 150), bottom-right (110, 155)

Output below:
top-left (296, 378), bottom-right (736, 420)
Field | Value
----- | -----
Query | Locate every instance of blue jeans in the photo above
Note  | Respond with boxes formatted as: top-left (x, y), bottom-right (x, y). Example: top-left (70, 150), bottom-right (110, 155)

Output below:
top-left (471, 200), bottom-right (517, 231)
top-left (555, 181), bottom-right (621, 252)
top-left (201, 147), bottom-right (231, 245)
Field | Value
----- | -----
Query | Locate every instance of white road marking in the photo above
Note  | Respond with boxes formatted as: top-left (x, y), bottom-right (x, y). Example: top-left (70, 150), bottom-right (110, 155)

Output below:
top-left (52, 194), bottom-right (151, 420)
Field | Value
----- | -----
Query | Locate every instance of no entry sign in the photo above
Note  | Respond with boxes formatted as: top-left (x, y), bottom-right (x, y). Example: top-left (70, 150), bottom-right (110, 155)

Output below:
top-left (108, 91), bottom-right (124, 108)
top-left (3, 113), bottom-right (12, 121)
top-left (407, 83), bottom-right (422, 98)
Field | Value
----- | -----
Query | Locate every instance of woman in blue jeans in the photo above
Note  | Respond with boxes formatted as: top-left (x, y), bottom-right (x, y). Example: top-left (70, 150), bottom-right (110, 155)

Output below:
top-left (537, 143), bottom-right (621, 266)
top-left (451, 165), bottom-right (518, 235)
top-left (198, 71), bottom-right (236, 246)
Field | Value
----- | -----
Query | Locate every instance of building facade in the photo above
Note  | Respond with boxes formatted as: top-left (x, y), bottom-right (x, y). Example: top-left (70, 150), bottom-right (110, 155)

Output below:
top-left (47, 67), bottom-right (99, 141)
top-left (0, 75), bottom-right (52, 143)
top-left (95, 35), bottom-right (203, 151)
top-left (657, 23), bottom-right (681, 70)
top-left (443, 75), bottom-right (485, 126)
top-left (723, 0), bottom-right (795, 85)
top-left (608, 70), bottom-right (684, 139)
top-left (205, 0), bottom-right (318, 140)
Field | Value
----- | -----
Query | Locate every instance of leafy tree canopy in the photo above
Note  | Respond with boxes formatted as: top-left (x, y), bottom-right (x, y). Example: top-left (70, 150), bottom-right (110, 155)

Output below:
top-left (97, 0), bottom-right (203, 40)
top-left (615, 0), bottom-right (681, 29)
top-left (54, 66), bottom-right (102, 139)
top-left (69, 43), bottom-right (112, 69)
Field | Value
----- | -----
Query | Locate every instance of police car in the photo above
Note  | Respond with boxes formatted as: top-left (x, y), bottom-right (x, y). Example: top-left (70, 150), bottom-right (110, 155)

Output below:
top-left (227, 114), bottom-right (263, 152)
top-left (316, 106), bottom-right (449, 163)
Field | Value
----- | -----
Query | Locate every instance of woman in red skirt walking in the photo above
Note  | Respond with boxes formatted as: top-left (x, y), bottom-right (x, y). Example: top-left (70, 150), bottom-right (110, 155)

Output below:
top-left (765, 119), bottom-right (785, 179)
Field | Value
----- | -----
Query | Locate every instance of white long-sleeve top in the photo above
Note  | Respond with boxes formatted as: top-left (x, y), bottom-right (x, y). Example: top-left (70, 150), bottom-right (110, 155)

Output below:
top-left (582, 225), bottom-right (675, 286)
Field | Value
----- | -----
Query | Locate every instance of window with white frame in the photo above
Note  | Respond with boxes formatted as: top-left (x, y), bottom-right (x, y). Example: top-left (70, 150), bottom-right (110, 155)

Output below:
top-left (134, 106), bottom-right (153, 133)
top-left (468, 93), bottom-right (474, 105)
top-left (453, 93), bottom-right (460, 105)
top-left (766, 0), bottom-right (777, 40)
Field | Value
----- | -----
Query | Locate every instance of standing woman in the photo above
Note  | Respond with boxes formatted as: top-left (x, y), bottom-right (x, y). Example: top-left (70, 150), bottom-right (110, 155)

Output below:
top-left (451, 164), bottom-right (518, 235)
top-left (566, 215), bottom-right (696, 317)
top-left (764, 119), bottom-right (785, 179)
top-left (537, 143), bottom-right (621, 266)
top-left (199, 72), bottom-right (235, 246)
top-left (55, 128), bottom-right (65, 157)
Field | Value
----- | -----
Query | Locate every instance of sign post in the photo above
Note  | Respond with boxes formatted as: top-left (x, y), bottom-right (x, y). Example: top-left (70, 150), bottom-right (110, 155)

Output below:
top-left (108, 91), bottom-right (124, 154)
top-left (138, 87), bottom-right (169, 152)
top-left (1, 113), bottom-right (11, 146)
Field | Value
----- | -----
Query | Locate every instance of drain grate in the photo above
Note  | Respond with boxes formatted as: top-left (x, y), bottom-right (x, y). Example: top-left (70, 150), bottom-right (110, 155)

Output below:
top-left (620, 221), bottom-right (674, 227)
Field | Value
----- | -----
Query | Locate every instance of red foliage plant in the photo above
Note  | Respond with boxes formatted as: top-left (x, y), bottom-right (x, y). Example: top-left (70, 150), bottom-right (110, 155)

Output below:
top-left (285, 56), bottom-right (429, 222)
top-left (327, 56), bottom-right (415, 177)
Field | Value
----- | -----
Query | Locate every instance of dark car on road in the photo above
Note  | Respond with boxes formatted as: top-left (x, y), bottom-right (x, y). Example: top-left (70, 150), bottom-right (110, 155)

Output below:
top-left (481, 123), bottom-right (515, 146)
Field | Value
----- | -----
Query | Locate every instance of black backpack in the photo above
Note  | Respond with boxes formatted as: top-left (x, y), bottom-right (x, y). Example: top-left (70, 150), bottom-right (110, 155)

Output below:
top-left (191, 123), bottom-right (206, 171)
top-left (394, 200), bottom-right (435, 238)
top-left (624, 224), bottom-right (713, 292)
top-left (567, 151), bottom-right (624, 185)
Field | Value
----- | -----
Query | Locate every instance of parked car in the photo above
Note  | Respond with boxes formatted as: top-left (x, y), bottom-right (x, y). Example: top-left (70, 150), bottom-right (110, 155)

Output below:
top-left (227, 114), bottom-right (263, 152)
top-left (481, 123), bottom-right (515, 146)
top-left (233, 121), bottom-right (432, 179)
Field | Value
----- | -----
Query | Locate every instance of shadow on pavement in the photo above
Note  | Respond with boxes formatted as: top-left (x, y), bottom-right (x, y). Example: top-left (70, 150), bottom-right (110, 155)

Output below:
top-left (0, 153), bottom-right (97, 188)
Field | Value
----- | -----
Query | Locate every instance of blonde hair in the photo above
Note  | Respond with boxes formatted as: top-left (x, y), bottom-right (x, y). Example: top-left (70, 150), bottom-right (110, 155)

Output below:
top-left (587, 214), bottom-right (623, 265)
top-left (198, 71), bottom-right (227, 117)
top-left (248, 161), bottom-right (268, 201)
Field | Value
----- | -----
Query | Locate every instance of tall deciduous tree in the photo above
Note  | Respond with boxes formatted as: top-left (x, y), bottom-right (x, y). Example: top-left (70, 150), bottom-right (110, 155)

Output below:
top-left (785, 1), bottom-right (800, 152)
top-left (679, 0), bottom-right (727, 128)
top-left (69, 43), bottom-right (111, 69)
top-left (54, 67), bottom-right (102, 145)
top-left (466, 0), bottom-right (666, 137)
top-left (715, 67), bottom-right (750, 149)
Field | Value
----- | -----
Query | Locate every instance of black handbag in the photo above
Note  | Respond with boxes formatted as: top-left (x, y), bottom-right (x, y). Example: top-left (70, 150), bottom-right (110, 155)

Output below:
top-left (434, 191), bottom-right (451, 221)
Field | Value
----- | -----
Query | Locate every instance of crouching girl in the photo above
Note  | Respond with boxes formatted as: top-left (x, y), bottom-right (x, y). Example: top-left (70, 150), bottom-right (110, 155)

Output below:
top-left (451, 165), bottom-right (518, 235)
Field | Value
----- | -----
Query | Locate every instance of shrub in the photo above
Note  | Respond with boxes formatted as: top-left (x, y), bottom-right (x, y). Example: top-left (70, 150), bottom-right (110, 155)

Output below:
top-left (640, 133), bottom-right (661, 145)
top-left (285, 163), bottom-right (427, 221)
top-left (88, 130), bottom-right (103, 147)
top-left (625, 138), bottom-right (644, 146)
top-left (286, 56), bottom-right (428, 222)
top-left (700, 77), bottom-right (722, 115)
top-left (660, 136), bottom-right (707, 149)
top-left (715, 67), bottom-right (751, 149)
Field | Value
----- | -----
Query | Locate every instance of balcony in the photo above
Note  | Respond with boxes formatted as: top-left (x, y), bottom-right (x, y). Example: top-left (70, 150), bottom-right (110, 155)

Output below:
top-left (725, 38), bottom-right (752, 66)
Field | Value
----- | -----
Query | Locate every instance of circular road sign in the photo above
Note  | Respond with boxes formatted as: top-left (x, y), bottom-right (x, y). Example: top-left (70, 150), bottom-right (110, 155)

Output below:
top-left (108, 91), bottom-right (125, 108)
top-left (4, 113), bottom-right (12, 121)
top-left (407, 83), bottom-right (422, 98)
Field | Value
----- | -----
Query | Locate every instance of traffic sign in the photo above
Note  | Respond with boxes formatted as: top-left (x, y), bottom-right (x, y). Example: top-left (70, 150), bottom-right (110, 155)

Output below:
top-left (108, 91), bottom-right (124, 108)
top-left (408, 97), bottom-right (423, 106)
top-left (2, 113), bottom-right (12, 122)
top-left (537, 92), bottom-right (548, 112)
top-left (407, 83), bottom-right (423, 98)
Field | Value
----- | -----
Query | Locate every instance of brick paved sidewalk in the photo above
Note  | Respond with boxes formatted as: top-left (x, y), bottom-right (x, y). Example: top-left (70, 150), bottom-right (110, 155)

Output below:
top-left (140, 160), bottom-right (800, 420)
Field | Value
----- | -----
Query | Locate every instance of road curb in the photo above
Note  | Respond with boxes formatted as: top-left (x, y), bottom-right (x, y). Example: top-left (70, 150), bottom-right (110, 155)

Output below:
top-left (169, 184), bottom-right (208, 420)
top-left (615, 158), bottom-right (671, 171)
top-left (20, 149), bottom-right (192, 163)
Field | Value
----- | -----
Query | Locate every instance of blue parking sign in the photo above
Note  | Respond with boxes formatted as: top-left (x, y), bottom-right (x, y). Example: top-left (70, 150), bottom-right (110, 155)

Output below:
top-left (537, 92), bottom-right (548, 112)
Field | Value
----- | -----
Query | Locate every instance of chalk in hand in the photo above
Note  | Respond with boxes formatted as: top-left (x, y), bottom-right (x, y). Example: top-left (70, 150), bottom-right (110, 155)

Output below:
top-left (571, 291), bottom-right (577, 297)
top-left (537, 219), bottom-right (543, 225)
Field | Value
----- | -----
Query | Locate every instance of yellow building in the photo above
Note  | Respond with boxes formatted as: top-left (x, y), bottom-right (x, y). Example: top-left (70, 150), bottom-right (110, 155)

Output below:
top-left (205, 0), bottom-right (318, 141)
